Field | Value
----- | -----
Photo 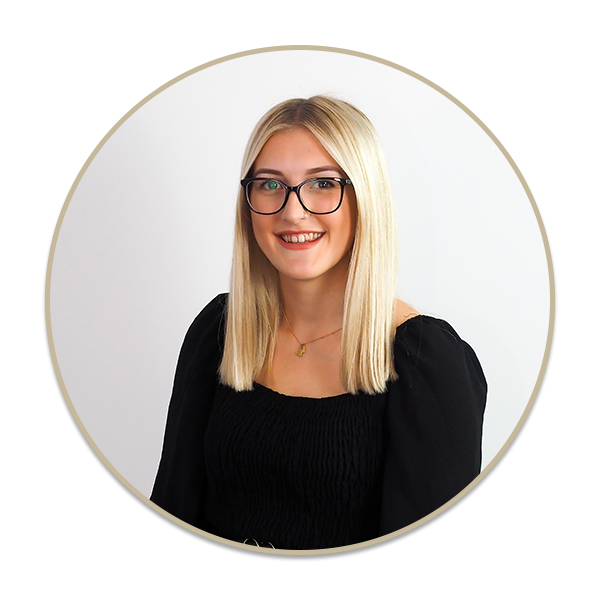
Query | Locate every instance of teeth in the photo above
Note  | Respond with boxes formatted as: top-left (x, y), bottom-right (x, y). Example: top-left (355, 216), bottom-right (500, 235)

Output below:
top-left (280, 232), bottom-right (324, 243)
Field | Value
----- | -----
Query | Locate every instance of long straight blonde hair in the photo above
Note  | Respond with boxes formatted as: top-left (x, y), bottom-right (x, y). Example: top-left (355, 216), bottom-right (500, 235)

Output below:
top-left (219, 96), bottom-right (398, 394)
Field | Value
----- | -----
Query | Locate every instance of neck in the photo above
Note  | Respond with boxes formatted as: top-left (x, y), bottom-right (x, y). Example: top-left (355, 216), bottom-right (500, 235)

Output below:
top-left (279, 267), bottom-right (348, 338)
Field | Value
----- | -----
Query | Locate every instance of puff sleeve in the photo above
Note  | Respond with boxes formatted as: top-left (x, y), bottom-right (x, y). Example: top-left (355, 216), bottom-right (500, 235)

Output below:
top-left (150, 294), bottom-right (227, 530)
top-left (379, 316), bottom-right (487, 535)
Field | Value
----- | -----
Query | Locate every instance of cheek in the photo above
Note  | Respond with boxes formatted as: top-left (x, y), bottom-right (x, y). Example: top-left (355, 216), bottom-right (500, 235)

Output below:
top-left (344, 222), bottom-right (357, 254)
top-left (250, 215), bottom-right (273, 254)
top-left (341, 205), bottom-right (357, 250)
top-left (250, 214), bottom-right (262, 239)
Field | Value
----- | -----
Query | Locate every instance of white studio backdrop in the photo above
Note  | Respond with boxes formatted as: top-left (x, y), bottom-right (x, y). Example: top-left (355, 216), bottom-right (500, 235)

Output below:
top-left (48, 49), bottom-right (550, 500)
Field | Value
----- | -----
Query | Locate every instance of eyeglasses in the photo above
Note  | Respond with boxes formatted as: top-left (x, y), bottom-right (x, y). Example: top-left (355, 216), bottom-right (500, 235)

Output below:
top-left (240, 177), bottom-right (352, 215)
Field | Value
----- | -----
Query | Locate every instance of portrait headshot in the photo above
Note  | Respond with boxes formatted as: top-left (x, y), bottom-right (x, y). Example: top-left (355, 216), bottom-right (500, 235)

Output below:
top-left (47, 47), bottom-right (552, 554)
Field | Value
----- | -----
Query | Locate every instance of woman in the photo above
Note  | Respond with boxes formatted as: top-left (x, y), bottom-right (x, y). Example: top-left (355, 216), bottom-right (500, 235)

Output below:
top-left (151, 96), bottom-right (487, 550)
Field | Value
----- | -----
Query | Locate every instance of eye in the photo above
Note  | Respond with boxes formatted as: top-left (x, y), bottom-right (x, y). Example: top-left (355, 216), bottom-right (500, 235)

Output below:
top-left (309, 179), bottom-right (335, 190)
top-left (259, 179), bottom-right (284, 191)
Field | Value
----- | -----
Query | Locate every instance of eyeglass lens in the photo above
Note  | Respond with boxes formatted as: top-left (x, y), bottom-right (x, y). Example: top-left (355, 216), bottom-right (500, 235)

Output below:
top-left (247, 179), bottom-right (343, 214)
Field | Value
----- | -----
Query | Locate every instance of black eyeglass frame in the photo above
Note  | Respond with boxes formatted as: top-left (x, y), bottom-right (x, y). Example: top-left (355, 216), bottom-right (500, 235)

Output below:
top-left (240, 177), bottom-right (353, 215)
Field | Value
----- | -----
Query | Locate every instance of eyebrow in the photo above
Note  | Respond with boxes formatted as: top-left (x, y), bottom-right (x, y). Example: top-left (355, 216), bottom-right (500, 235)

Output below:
top-left (253, 165), bottom-right (344, 177)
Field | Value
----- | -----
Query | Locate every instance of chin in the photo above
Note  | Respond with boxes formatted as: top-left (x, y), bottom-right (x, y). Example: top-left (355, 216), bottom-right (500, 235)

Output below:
top-left (278, 257), bottom-right (350, 284)
top-left (277, 265), bottom-right (325, 282)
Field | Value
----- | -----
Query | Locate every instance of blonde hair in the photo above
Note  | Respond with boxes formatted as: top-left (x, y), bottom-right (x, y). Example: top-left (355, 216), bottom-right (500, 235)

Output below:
top-left (219, 96), bottom-right (398, 394)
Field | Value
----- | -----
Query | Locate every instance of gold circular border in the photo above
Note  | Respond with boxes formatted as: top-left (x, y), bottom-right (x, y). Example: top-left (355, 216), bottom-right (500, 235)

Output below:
top-left (45, 45), bottom-right (555, 556)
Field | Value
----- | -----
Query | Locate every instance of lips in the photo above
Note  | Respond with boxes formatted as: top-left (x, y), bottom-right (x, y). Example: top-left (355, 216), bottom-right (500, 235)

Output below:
top-left (278, 232), bottom-right (324, 244)
top-left (275, 230), bottom-right (325, 249)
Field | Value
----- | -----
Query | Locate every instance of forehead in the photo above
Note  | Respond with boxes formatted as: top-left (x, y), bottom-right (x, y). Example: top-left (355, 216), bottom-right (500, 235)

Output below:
top-left (254, 128), bottom-right (339, 171)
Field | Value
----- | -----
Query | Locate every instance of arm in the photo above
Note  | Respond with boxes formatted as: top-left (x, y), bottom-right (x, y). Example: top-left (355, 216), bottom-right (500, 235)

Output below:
top-left (379, 316), bottom-right (487, 535)
top-left (150, 294), bottom-right (228, 530)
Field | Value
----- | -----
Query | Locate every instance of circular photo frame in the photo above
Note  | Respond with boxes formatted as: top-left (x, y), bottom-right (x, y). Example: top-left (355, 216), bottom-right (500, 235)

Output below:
top-left (46, 45), bottom-right (554, 555)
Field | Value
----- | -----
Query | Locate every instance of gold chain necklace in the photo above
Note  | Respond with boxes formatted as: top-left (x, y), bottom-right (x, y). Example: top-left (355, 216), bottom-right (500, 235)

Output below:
top-left (282, 308), bottom-right (342, 357)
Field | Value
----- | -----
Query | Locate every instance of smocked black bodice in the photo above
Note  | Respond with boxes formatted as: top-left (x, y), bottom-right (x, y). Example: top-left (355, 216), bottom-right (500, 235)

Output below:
top-left (204, 383), bottom-right (387, 550)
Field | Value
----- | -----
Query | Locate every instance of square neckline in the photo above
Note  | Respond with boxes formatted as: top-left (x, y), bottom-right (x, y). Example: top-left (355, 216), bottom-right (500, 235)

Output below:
top-left (251, 316), bottom-right (436, 400)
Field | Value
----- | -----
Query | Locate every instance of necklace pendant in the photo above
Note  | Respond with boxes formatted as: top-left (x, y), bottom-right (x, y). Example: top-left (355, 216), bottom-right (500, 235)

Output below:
top-left (296, 343), bottom-right (306, 357)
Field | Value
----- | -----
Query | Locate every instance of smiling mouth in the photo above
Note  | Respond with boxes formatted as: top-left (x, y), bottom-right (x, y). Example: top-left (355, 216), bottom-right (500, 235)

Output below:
top-left (278, 232), bottom-right (325, 244)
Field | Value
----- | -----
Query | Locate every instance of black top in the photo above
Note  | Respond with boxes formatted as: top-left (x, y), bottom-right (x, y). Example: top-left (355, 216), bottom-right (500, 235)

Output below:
top-left (204, 383), bottom-right (387, 549)
top-left (151, 294), bottom-right (487, 548)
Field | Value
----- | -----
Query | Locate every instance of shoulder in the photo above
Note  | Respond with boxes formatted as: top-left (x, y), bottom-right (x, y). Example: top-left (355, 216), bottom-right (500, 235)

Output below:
top-left (394, 312), bottom-right (481, 367)
top-left (187, 293), bottom-right (228, 335)
top-left (391, 311), bottom-right (487, 402)
top-left (393, 298), bottom-right (420, 327)
top-left (179, 293), bottom-right (228, 363)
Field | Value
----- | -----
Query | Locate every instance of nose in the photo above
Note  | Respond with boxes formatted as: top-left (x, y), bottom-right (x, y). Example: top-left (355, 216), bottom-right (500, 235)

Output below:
top-left (281, 189), bottom-right (308, 224)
